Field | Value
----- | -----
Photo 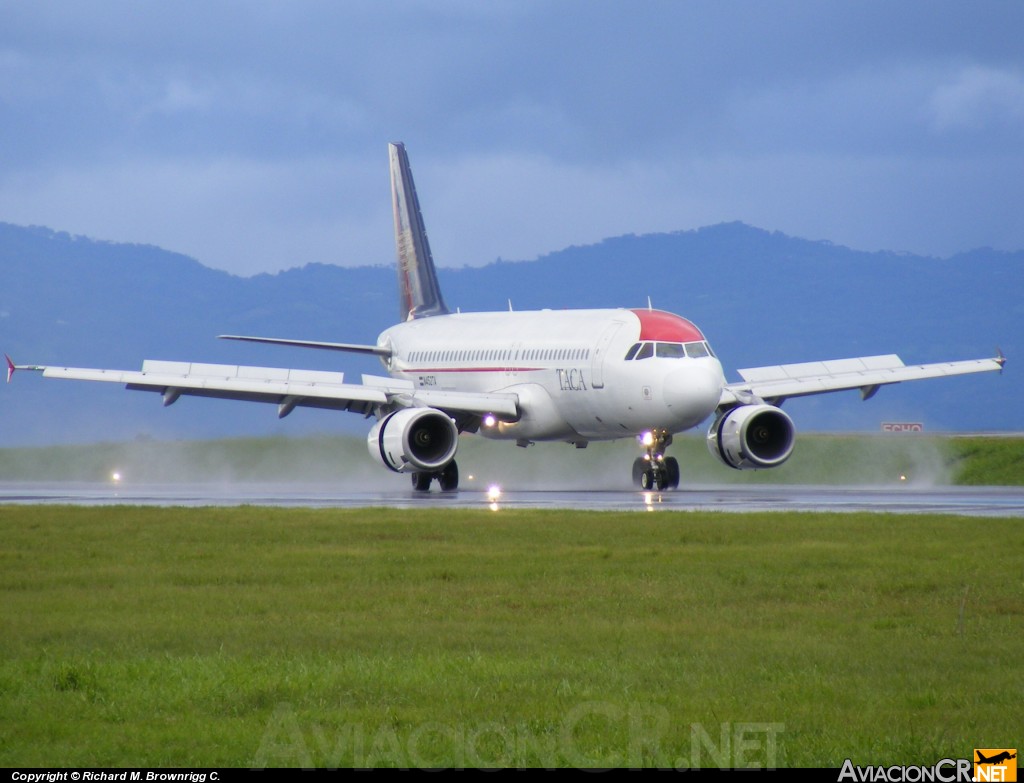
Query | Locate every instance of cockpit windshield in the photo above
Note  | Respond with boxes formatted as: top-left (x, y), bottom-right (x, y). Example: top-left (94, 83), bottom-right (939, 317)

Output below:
top-left (624, 341), bottom-right (715, 360)
top-left (656, 342), bottom-right (686, 359)
top-left (685, 342), bottom-right (710, 358)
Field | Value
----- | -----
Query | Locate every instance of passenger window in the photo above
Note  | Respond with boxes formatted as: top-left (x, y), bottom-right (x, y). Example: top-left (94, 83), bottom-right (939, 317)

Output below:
top-left (635, 342), bottom-right (654, 360)
top-left (656, 342), bottom-right (686, 359)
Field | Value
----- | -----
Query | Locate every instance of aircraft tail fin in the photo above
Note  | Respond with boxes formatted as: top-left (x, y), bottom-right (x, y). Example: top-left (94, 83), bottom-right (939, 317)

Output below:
top-left (389, 142), bottom-right (449, 321)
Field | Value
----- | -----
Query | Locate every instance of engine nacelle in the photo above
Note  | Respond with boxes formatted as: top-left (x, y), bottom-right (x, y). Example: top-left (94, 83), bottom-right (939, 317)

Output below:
top-left (707, 404), bottom-right (795, 470)
top-left (368, 407), bottom-right (459, 473)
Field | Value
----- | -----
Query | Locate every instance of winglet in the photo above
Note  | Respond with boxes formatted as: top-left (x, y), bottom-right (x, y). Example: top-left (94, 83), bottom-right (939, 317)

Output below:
top-left (996, 347), bottom-right (1007, 370)
top-left (5, 355), bottom-right (47, 382)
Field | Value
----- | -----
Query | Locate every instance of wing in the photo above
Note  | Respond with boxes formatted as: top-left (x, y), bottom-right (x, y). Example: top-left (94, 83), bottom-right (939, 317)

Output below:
top-left (719, 353), bottom-right (1005, 407)
top-left (9, 358), bottom-right (519, 421)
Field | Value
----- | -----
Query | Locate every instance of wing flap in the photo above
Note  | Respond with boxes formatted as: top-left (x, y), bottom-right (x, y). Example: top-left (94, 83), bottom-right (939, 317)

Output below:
top-left (39, 361), bottom-right (388, 408)
top-left (723, 354), bottom-right (1005, 405)
top-left (25, 359), bottom-right (521, 418)
top-left (141, 360), bottom-right (351, 386)
top-left (738, 354), bottom-right (905, 383)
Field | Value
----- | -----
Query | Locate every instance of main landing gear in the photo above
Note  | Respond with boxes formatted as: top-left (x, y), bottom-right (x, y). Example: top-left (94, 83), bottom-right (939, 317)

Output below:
top-left (411, 460), bottom-right (459, 492)
top-left (632, 429), bottom-right (680, 491)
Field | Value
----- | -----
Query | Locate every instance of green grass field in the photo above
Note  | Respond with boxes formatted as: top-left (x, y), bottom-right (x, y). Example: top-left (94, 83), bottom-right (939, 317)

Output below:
top-left (1, 506), bottom-right (1020, 768)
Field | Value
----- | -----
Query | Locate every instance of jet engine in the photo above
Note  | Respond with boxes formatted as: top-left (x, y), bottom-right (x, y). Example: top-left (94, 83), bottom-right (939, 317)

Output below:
top-left (707, 404), bottom-right (795, 470)
top-left (368, 407), bottom-right (459, 473)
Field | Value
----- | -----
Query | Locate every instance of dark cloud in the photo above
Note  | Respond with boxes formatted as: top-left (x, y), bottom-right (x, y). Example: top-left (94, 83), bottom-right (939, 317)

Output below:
top-left (1, 1), bottom-right (1022, 273)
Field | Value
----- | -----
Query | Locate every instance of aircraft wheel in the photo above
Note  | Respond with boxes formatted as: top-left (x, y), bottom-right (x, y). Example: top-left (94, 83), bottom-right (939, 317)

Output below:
top-left (438, 460), bottom-right (459, 492)
top-left (631, 457), bottom-right (647, 488)
top-left (664, 457), bottom-right (680, 489)
top-left (640, 469), bottom-right (656, 491)
top-left (411, 472), bottom-right (432, 492)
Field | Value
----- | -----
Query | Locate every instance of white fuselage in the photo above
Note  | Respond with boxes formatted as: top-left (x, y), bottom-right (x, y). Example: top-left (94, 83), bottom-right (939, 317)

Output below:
top-left (377, 308), bottom-right (726, 442)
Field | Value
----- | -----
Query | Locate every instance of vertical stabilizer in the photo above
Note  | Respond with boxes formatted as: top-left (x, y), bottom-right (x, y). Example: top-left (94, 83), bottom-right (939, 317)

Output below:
top-left (389, 142), bottom-right (449, 321)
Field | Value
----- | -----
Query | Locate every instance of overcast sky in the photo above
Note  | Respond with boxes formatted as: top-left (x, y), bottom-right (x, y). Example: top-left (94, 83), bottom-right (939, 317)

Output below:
top-left (2, 1), bottom-right (1023, 275)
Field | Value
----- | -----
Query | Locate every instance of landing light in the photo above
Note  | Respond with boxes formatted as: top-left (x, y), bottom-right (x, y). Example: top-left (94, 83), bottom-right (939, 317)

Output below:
top-left (111, 471), bottom-right (122, 483)
top-left (487, 484), bottom-right (502, 512)
top-left (640, 431), bottom-right (654, 447)
top-left (483, 414), bottom-right (497, 428)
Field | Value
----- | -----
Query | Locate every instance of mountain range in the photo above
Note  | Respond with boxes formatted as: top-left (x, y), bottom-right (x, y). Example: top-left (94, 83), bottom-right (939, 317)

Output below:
top-left (1, 220), bottom-right (1019, 445)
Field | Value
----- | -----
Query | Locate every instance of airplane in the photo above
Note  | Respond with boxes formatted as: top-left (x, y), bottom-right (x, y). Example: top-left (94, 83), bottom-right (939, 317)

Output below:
top-left (976, 751), bottom-right (1016, 765)
top-left (6, 142), bottom-right (1006, 492)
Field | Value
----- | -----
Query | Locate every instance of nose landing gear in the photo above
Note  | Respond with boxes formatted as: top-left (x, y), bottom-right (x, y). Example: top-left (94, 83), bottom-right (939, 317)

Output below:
top-left (632, 429), bottom-right (680, 490)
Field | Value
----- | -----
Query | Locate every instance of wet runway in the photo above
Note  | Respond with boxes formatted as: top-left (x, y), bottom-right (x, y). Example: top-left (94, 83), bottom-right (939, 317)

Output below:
top-left (2, 482), bottom-right (1023, 516)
